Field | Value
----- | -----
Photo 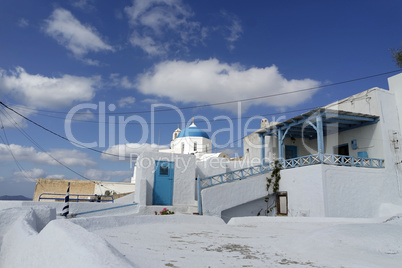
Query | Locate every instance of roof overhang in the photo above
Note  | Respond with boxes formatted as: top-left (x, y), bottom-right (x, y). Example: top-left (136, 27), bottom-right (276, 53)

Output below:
top-left (258, 108), bottom-right (379, 139)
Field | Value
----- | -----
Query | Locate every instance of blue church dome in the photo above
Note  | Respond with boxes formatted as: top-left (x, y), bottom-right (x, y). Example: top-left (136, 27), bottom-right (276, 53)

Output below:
top-left (177, 123), bottom-right (210, 139)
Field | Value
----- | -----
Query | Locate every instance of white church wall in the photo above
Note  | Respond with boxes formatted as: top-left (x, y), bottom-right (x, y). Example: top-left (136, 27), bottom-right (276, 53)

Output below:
top-left (171, 136), bottom-right (212, 154)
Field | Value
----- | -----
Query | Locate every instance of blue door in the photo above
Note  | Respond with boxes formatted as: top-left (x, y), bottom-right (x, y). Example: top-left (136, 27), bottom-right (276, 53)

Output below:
top-left (153, 161), bottom-right (174, 205)
top-left (285, 145), bottom-right (297, 159)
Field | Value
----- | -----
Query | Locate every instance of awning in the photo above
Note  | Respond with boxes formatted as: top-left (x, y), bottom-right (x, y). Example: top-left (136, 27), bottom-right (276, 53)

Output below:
top-left (257, 108), bottom-right (379, 139)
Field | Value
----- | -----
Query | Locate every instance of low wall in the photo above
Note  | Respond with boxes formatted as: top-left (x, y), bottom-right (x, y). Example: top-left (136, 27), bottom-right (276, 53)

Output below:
top-left (322, 165), bottom-right (389, 217)
top-left (0, 201), bottom-right (139, 217)
top-left (33, 179), bottom-right (96, 201)
top-left (280, 165), bottom-right (326, 217)
top-left (201, 173), bottom-right (267, 217)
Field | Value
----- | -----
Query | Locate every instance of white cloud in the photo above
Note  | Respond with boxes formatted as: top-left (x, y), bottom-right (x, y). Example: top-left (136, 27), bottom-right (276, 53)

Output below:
top-left (71, 0), bottom-right (95, 10)
top-left (220, 11), bottom-right (243, 50)
top-left (0, 105), bottom-right (36, 129)
top-left (0, 67), bottom-right (99, 109)
top-left (141, 98), bottom-right (160, 104)
top-left (101, 143), bottom-right (168, 161)
top-left (118, 97), bottom-right (136, 108)
top-left (84, 169), bottom-right (132, 181)
top-left (110, 73), bottom-right (136, 89)
top-left (70, 109), bottom-right (95, 121)
top-left (124, 0), bottom-right (205, 55)
top-left (0, 144), bottom-right (96, 167)
top-left (14, 168), bottom-right (47, 182)
top-left (46, 174), bottom-right (65, 179)
top-left (136, 59), bottom-right (321, 112)
top-left (17, 18), bottom-right (29, 28)
top-left (44, 8), bottom-right (113, 57)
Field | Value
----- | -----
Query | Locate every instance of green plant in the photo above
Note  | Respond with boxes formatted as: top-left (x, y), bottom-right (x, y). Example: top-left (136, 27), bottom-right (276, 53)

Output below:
top-left (154, 208), bottom-right (175, 215)
top-left (258, 160), bottom-right (282, 216)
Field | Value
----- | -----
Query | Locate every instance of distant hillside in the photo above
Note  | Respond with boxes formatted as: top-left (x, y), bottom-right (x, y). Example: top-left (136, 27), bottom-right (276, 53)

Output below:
top-left (0, 195), bottom-right (31, 201)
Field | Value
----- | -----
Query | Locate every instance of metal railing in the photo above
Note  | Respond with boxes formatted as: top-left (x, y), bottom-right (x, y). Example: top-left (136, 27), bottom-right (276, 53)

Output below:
top-left (199, 153), bottom-right (385, 190)
top-left (38, 193), bottom-right (114, 203)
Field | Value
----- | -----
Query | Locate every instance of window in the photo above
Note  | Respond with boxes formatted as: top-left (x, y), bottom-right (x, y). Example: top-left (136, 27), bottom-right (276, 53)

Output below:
top-left (181, 143), bottom-right (184, 154)
top-left (160, 165), bottom-right (169, 175)
top-left (194, 142), bottom-right (197, 152)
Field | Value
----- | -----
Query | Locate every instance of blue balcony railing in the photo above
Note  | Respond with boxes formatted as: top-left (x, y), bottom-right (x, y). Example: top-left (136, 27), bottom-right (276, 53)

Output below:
top-left (198, 153), bottom-right (384, 190)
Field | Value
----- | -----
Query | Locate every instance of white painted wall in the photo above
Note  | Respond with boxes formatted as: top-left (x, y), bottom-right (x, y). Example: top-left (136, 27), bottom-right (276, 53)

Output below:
top-left (221, 197), bottom-right (267, 222)
top-left (388, 73), bottom-right (402, 135)
top-left (279, 164), bottom-right (402, 218)
top-left (133, 152), bottom-right (196, 208)
top-left (321, 165), bottom-right (390, 217)
top-left (280, 165), bottom-right (326, 217)
top-left (243, 133), bottom-right (278, 163)
top-left (170, 136), bottom-right (212, 154)
top-left (201, 174), bottom-right (267, 217)
top-left (94, 182), bottom-right (135, 195)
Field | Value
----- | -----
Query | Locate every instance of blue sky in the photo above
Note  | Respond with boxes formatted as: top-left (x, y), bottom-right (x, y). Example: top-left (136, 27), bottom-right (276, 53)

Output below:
top-left (0, 0), bottom-right (401, 197)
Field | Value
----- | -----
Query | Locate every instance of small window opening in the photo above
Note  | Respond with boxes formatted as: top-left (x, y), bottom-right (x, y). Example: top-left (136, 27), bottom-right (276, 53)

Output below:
top-left (160, 165), bottom-right (169, 175)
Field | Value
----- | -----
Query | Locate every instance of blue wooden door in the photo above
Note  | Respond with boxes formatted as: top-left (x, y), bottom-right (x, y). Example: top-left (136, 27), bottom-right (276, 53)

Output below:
top-left (153, 161), bottom-right (174, 205)
top-left (285, 145), bottom-right (297, 159)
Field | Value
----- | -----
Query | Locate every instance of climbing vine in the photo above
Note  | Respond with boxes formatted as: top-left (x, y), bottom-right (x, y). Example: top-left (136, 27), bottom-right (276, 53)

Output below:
top-left (258, 160), bottom-right (282, 216)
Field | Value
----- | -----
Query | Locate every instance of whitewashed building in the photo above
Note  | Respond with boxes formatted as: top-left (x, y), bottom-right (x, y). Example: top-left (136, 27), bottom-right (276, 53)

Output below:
top-left (198, 73), bottom-right (402, 219)
top-left (132, 73), bottom-right (402, 220)
top-left (131, 123), bottom-right (231, 214)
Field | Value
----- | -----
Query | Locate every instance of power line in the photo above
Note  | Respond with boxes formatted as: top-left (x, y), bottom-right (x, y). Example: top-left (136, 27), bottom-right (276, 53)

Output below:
top-left (0, 110), bottom-right (32, 181)
top-left (0, 107), bottom-right (97, 182)
top-left (0, 102), bottom-right (130, 160)
top-left (7, 69), bottom-right (401, 115)
top-left (14, 105), bottom-right (318, 125)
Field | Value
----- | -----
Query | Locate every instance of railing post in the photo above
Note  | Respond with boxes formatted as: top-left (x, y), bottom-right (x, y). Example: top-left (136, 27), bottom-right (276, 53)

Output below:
top-left (278, 128), bottom-right (284, 161)
top-left (197, 176), bottom-right (202, 215)
top-left (260, 133), bottom-right (265, 165)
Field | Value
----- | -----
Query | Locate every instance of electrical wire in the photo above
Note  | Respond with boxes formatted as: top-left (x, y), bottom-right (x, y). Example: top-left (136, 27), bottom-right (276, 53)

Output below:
top-left (12, 106), bottom-right (318, 125)
top-left (0, 102), bottom-right (130, 160)
top-left (0, 110), bottom-right (32, 181)
top-left (0, 106), bottom-right (97, 182)
top-left (6, 69), bottom-right (401, 115)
